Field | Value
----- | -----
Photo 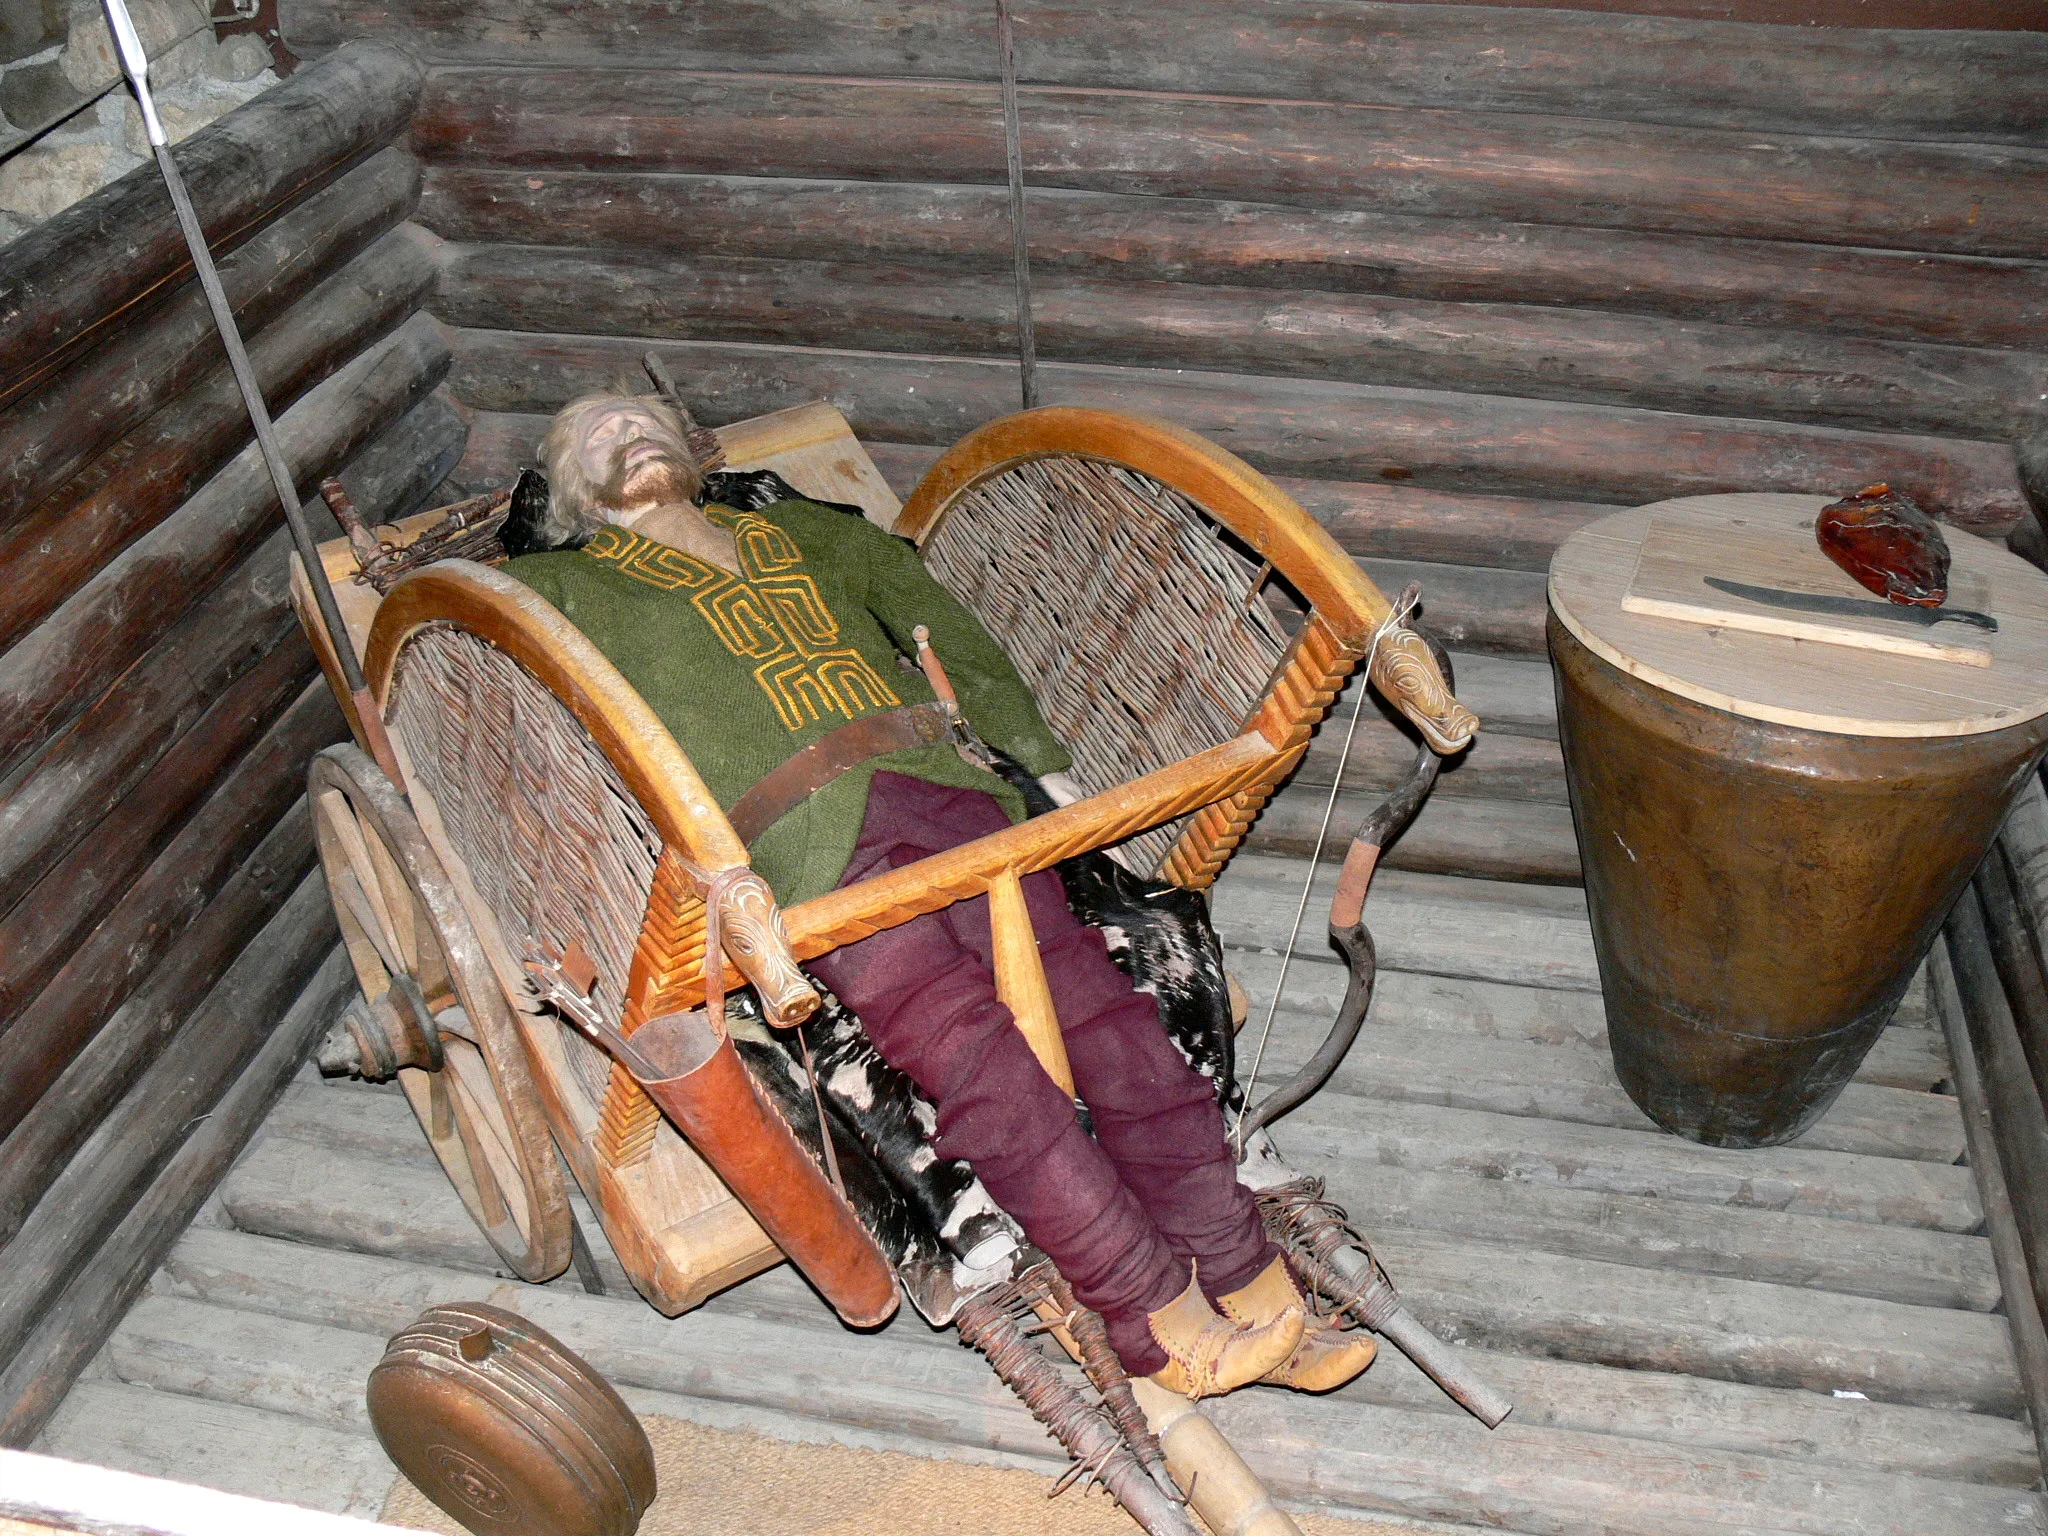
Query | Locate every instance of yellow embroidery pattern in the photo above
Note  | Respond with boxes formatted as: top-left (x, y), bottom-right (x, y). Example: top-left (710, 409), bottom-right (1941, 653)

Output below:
top-left (585, 520), bottom-right (900, 732)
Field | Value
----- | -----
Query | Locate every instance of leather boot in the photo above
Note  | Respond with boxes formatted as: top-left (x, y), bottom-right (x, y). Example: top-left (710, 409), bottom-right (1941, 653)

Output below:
top-left (1145, 1264), bottom-right (1303, 1400)
top-left (1217, 1256), bottom-right (1377, 1393)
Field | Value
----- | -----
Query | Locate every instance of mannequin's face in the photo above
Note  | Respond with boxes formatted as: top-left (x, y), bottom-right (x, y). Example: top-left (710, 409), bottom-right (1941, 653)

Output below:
top-left (575, 401), bottom-right (695, 511)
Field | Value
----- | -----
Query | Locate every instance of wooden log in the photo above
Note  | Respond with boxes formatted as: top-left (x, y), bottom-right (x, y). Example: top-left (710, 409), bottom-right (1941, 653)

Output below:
top-left (1979, 843), bottom-right (2048, 1113)
top-left (0, 538), bottom-right (300, 923)
top-left (0, 640), bottom-right (313, 1041)
top-left (1290, 712), bottom-right (1568, 803)
top-left (412, 70), bottom-right (2048, 258)
top-left (0, 801), bottom-right (322, 1249)
top-left (1373, 1227), bottom-right (2019, 1413)
top-left (1214, 857), bottom-right (1602, 991)
top-left (0, 228), bottom-right (442, 659)
top-left (1931, 936), bottom-right (2048, 1478)
top-left (444, 337), bottom-right (2032, 534)
top-left (0, 41), bottom-right (424, 406)
top-left (2002, 773), bottom-right (2048, 942)
top-left (422, 171), bottom-right (2048, 354)
top-left (0, 306), bottom-right (448, 781)
top-left (168, 1208), bottom-right (2044, 1536)
top-left (1248, 1007), bottom-right (1964, 1164)
top-left (1353, 0), bottom-right (2048, 27)
top-left (0, 681), bottom-right (344, 1138)
top-left (1273, 1076), bottom-right (1981, 1234)
top-left (1230, 953), bottom-right (1949, 1091)
top-left (265, 1060), bottom-right (1978, 1314)
top-left (323, 388), bottom-right (471, 532)
top-left (0, 868), bottom-right (336, 1364)
top-left (1244, 785), bottom-right (1581, 884)
top-left (0, 149), bottom-right (421, 529)
top-left (1946, 881), bottom-right (2048, 1334)
top-left (0, 948), bottom-right (354, 1446)
top-left (218, 1094), bottom-right (2026, 1476)
top-left (1302, 1145), bottom-right (1994, 1315)
top-left (433, 244), bottom-right (2048, 442)
top-left (291, 2), bottom-right (2048, 145)
top-left (31, 1379), bottom-right (396, 1516)
top-left (164, 1217), bottom-right (2035, 1490)
top-left (92, 1298), bottom-right (391, 1452)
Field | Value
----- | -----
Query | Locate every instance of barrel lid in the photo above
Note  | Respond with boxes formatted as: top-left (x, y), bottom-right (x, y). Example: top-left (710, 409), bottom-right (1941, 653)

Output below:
top-left (1549, 493), bottom-right (2048, 738)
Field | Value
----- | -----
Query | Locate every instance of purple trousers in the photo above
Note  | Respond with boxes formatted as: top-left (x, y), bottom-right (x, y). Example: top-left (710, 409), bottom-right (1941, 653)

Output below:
top-left (806, 772), bottom-right (1276, 1373)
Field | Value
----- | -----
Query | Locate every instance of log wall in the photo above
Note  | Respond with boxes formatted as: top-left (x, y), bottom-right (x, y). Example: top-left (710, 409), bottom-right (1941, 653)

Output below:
top-left (277, 1), bottom-right (2047, 624)
top-left (268, 0), bottom-right (2048, 889)
top-left (0, 39), bottom-right (462, 1442)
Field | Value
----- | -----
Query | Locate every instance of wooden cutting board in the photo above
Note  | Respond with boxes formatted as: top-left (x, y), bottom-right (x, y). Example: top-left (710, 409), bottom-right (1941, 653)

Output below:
top-left (1621, 508), bottom-right (1995, 667)
top-left (1549, 493), bottom-right (2048, 738)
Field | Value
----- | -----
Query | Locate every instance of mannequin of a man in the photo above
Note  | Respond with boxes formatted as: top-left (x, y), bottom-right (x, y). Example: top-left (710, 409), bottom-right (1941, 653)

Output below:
top-left (505, 391), bottom-right (1377, 1399)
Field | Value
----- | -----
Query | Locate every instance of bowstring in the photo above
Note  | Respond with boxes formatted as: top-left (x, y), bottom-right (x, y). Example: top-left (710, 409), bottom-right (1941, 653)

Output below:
top-left (1230, 589), bottom-right (1417, 1153)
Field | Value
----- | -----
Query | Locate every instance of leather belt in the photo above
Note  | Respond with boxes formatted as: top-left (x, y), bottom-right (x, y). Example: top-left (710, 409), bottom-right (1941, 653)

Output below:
top-left (728, 702), bottom-right (956, 845)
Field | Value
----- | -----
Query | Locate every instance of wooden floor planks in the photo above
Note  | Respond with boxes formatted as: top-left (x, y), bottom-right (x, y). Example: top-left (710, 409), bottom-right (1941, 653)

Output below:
top-left (33, 825), bottom-right (2040, 1534)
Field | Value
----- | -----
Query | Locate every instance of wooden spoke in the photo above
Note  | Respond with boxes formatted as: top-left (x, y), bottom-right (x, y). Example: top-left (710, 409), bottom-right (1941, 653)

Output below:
top-left (309, 743), bottom-right (572, 1282)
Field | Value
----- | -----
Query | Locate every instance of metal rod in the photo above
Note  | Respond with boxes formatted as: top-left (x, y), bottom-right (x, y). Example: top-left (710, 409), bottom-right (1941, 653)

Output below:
top-left (102, 0), bottom-right (405, 789)
top-left (996, 0), bottom-right (1038, 411)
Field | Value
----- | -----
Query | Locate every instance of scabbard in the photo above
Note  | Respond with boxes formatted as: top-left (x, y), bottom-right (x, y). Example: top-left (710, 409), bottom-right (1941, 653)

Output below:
top-left (626, 1007), bottom-right (899, 1327)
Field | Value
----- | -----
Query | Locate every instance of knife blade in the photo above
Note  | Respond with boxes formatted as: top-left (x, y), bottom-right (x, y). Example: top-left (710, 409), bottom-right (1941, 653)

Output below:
top-left (1703, 577), bottom-right (1997, 633)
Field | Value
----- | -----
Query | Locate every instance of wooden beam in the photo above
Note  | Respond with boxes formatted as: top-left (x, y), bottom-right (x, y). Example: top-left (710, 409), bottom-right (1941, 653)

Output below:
top-left (1359, 1), bottom-right (2048, 30)
top-left (1268, 1087), bottom-right (1981, 1235)
top-left (433, 244), bottom-right (2048, 443)
top-left (181, 1178), bottom-right (2043, 1535)
top-left (1947, 879), bottom-right (2048, 1332)
top-left (0, 814), bottom-right (326, 1254)
top-left (422, 172), bottom-right (2048, 354)
top-left (444, 339), bottom-right (2032, 535)
top-left (412, 69), bottom-right (2048, 258)
top-left (289, 3), bottom-right (2048, 143)
top-left (0, 681), bottom-right (344, 1140)
top-left (0, 308), bottom-right (448, 779)
top-left (0, 948), bottom-right (354, 1446)
top-left (0, 538), bottom-right (301, 925)
top-left (323, 388), bottom-right (471, 532)
top-left (1244, 785), bottom-right (1580, 885)
top-left (1261, 1013), bottom-right (1963, 1164)
top-left (1289, 710), bottom-right (1568, 802)
top-left (0, 149), bottom-right (421, 530)
top-left (0, 41), bottom-right (424, 407)
top-left (0, 641), bottom-right (313, 1043)
top-left (1931, 933), bottom-right (2048, 1479)
top-left (0, 228), bottom-right (441, 659)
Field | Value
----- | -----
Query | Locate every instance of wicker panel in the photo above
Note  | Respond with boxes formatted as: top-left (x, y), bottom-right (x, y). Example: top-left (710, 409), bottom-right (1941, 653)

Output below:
top-left (921, 457), bottom-right (1290, 873)
top-left (388, 625), bottom-right (663, 1108)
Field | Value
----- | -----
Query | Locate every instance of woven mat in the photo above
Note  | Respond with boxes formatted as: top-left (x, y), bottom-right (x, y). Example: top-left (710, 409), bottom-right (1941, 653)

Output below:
top-left (380, 1414), bottom-right (1411, 1536)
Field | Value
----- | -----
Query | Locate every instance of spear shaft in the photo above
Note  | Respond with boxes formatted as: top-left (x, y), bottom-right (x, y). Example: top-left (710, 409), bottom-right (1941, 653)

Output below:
top-left (101, 0), bottom-right (405, 789)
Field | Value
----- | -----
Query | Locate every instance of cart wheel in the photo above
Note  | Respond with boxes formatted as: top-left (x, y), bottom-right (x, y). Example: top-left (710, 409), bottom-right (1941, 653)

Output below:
top-left (310, 743), bottom-right (573, 1283)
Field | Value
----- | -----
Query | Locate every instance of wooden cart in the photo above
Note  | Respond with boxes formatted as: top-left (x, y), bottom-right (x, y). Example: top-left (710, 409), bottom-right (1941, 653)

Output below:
top-left (289, 399), bottom-right (1471, 1360)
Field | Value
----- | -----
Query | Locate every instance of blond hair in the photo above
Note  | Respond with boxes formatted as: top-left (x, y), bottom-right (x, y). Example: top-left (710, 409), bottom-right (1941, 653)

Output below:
top-left (536, 390), bottom-right (703, 546)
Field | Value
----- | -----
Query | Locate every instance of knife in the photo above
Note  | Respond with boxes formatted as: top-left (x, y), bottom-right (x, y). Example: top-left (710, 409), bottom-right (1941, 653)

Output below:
top-left (1704, 577), bottom-right (1998, 633)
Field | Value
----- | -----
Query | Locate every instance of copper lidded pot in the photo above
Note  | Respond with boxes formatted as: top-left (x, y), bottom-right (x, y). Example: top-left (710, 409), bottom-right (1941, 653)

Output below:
top-left (1548, 494), bottom-right (2048, 1147)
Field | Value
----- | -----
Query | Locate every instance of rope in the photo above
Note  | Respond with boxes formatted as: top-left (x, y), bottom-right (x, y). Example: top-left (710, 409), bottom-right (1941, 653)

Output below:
top-left (996, 0), bottom-right (1038, 410)
top-left (1231, 588), bottom-right (1418, 1152)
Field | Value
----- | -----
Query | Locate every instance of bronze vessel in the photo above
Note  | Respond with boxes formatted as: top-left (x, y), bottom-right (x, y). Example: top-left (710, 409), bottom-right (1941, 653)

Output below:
top-left (1552, 616), bottom-right (2048, 1146)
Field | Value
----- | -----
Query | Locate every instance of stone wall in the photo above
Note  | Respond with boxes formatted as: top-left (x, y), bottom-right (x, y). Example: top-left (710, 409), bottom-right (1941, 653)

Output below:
top-left (0, 0), bottom-right (277, 245)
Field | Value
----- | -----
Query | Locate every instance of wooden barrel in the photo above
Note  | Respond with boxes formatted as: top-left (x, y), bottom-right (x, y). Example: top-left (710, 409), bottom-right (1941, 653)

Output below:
top-left (1549, 494), bottom-right (2048, 1146)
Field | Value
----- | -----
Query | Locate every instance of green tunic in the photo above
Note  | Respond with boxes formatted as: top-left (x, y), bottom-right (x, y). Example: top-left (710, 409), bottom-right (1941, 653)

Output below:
top-left (503, 498), bottom-right (1072, 906)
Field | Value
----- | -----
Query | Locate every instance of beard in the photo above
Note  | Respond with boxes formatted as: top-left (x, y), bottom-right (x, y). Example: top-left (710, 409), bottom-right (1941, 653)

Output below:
top-left (596, 447), bottom-right (699, 513)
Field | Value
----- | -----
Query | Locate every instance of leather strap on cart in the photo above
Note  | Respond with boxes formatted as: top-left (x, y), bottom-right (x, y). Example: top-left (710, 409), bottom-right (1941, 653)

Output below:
top-left (728, 702), bottom-right (955, 845)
